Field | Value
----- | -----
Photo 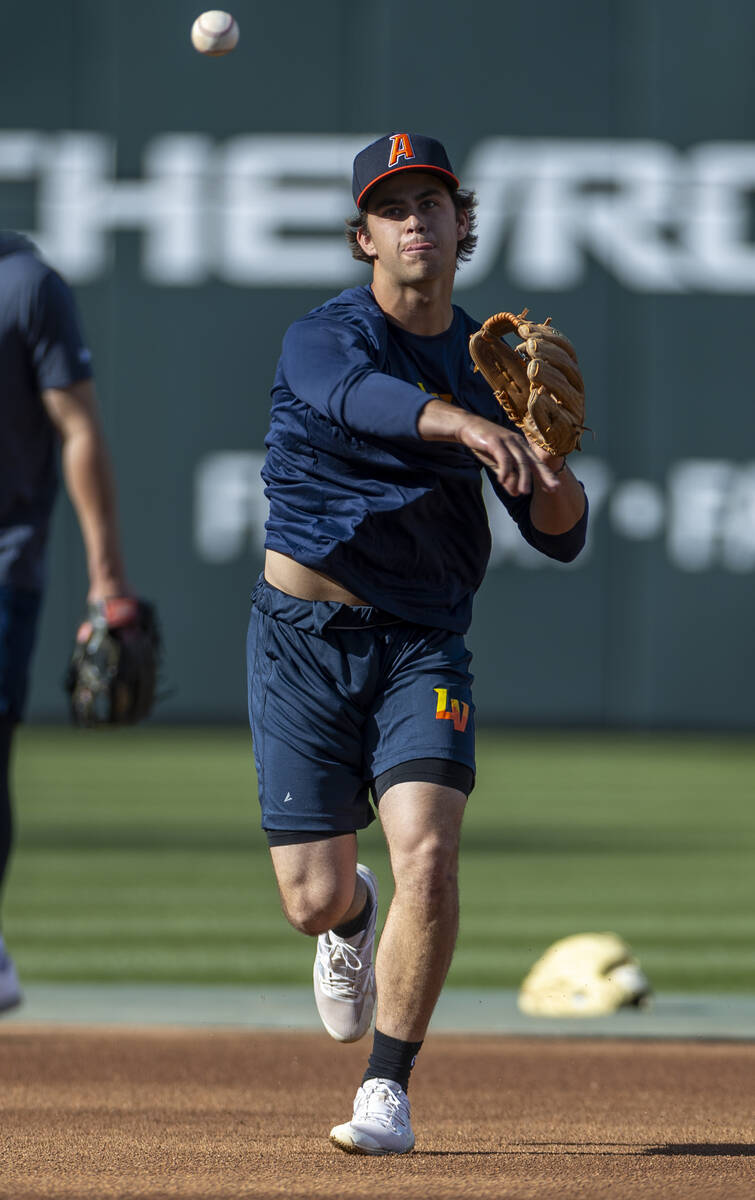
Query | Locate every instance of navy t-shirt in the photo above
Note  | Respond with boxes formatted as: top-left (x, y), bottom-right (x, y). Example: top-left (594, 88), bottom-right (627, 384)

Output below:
top-left (0, 234), bottom-right (93, 589)
top-left (263, 285), bottom-right (587, 633)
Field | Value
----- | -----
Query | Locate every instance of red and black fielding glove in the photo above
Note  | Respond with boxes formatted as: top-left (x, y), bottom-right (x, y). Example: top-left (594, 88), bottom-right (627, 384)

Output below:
top-left (64, 596), bottom-right (162, 726)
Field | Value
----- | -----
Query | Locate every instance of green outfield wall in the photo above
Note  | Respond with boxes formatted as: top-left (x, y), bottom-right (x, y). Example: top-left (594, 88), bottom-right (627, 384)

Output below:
top-left (2, 0), bottom-right (754, 727)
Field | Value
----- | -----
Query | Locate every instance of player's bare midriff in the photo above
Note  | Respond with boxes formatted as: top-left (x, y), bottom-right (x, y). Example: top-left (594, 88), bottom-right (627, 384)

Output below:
top-left (264, 549), bottom-right (368, 605)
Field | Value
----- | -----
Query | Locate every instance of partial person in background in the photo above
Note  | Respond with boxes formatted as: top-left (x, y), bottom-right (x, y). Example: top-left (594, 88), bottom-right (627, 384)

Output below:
top-left (0, 231), bottom-right (132, 1010)
top-left (247, 133), bottom-right (589, 1154)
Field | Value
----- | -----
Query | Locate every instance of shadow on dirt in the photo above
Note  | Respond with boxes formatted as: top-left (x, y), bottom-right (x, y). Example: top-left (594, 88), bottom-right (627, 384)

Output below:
top-left (643, 1143), bottom-right (754, 1157)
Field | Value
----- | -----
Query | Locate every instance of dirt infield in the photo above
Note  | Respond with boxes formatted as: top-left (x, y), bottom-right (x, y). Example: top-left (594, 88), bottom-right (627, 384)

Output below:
top-left (0, 1028), bottom-right (752, 1199)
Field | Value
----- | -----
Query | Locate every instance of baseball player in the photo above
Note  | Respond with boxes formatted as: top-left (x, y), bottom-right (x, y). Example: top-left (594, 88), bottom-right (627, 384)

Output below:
top-left (247, 134), bottom-right (588, 1154)
top-left (0, 231), bottom-right (133, 1009)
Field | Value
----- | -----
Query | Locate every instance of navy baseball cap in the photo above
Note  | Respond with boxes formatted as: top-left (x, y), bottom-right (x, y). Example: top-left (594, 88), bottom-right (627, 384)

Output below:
top-left (352, 133), bottom-right (460, 209)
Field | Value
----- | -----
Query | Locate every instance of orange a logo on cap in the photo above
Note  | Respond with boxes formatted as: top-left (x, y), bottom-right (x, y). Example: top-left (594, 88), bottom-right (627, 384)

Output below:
top-left (388, 133), bottom-right (416, 167)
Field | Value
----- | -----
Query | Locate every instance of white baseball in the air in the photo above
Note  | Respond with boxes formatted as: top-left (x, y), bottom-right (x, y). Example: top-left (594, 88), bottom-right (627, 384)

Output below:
top-left (191, 10), bottom-right (240, 56)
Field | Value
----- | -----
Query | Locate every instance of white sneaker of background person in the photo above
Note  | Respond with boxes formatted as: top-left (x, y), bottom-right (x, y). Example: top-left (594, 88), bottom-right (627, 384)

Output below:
top-left (330, 1077), bottom-right (415, 1155)
top-left (313, 863), bottom-right (378, 1042)
top-left (0, 936), bottom-right (22, 1013)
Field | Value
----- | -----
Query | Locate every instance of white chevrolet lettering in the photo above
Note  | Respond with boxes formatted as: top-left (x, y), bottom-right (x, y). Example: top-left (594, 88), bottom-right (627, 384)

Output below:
top-left (219, 135), bottom-right (367, 285)
top-left (458, 138), bottom-right (686, 291)
top-left (7, 131), bottom-right (755, 291)
top-left (687, 143), bottom-right (755, 291)
top-left (2, 131), bottom-right (211, 283)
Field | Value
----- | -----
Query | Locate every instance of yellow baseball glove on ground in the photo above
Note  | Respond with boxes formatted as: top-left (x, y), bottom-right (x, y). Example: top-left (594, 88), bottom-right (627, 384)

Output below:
top-left (518, 932), bottom-right (652, 1017)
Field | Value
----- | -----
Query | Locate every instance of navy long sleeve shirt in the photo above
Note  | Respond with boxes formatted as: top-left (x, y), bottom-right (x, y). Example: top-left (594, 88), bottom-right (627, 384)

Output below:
top-left (263, 285), bottom-right (587, 633)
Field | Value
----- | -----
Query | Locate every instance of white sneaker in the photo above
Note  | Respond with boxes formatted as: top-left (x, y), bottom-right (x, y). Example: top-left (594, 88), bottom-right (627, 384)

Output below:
top-left (0, 938), bottom-right (22, 1013)
top-left (330, 1077), bottom-right (415, 1155)
top-left (313, 863), bottom-right (378, 1043)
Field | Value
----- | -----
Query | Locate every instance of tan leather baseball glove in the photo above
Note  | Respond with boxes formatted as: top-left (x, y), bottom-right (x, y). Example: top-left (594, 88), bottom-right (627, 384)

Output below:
top-left (469, 309), bottom-right (587, 457)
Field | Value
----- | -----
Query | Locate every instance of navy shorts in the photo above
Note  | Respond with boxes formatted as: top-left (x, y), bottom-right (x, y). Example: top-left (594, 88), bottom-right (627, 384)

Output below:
top-left (247, 577), bottom-right (475, 838)
top-left (0, 584), bottom-right (42, 722)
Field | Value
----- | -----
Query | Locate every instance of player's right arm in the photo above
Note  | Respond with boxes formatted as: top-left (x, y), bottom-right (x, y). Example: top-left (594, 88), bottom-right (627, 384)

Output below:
top-left (418, 398), bottom-right (587, 545)
top-left (280, 317), bottom-right (429, 440)
top-left (283, 311), bottom-right (586, 525)
top-left (283, 316), bottom-right (561, 500)
top-left (417, 397), bottom-right (558, 497)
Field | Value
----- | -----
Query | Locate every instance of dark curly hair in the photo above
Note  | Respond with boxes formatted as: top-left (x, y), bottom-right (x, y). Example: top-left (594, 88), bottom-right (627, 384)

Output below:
top-left (344, 188), bottom-right (478, 268)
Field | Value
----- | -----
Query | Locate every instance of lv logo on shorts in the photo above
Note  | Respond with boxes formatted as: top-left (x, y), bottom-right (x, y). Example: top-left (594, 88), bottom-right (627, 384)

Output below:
top-left (434, 687), bottom-right (470, 733)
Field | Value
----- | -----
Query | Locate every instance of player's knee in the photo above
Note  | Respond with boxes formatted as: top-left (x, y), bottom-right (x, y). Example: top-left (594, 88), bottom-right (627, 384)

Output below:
top-left (394, 831), bottom-right (460, 903)
top-left (280, 881), bottom-right (354, 936)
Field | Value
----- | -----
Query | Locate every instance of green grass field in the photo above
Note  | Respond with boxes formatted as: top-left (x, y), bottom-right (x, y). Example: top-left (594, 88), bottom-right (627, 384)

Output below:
top-left (5, 726), bottom-right (754, 992)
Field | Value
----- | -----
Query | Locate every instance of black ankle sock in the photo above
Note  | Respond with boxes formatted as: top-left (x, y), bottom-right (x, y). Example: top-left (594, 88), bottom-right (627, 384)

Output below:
top-left (362, 1029), bottom-right (423, 1093)
top-left (332, 888), bottom-right (372, 939)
